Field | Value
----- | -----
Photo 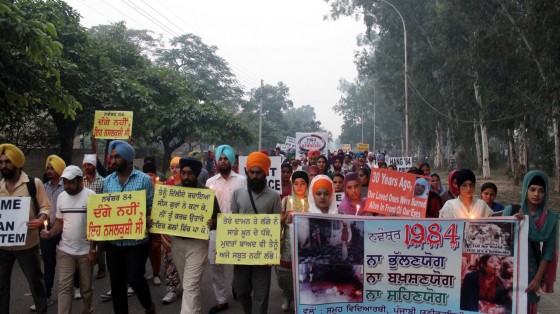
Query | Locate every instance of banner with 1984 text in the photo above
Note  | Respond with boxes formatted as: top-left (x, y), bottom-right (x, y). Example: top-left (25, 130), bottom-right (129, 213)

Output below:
top-left (292, 214), bottom-right (528, 314)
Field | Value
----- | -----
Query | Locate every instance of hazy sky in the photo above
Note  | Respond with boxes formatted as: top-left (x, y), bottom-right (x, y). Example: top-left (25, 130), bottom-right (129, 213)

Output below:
top-left (64, 0), bottom-right (365, 139)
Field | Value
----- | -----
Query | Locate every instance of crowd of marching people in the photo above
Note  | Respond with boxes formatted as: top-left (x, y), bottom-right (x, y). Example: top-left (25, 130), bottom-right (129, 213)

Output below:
top-left (0, 142), bottom-right (557, 314)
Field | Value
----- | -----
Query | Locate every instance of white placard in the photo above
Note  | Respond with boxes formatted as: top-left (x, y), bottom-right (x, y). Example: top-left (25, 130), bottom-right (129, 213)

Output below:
top-left (0, 197), bottom-right (31, 246)
top-left (238, 156), bottom-right (282, 194)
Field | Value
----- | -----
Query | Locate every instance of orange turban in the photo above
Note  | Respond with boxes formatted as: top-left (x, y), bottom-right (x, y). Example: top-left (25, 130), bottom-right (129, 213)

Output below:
top-left (247, 152), bottom-right (271, 174)
top-left (308, 149), bottom-right (320, 159)
top-left (312, 177), bottom-right (333, 195)
top-left (0, 144), bottom-right (25, 168)
top-left (170, 157), bottom-right (180, 167)
top-left (46, 155), bottom-right (66, 175)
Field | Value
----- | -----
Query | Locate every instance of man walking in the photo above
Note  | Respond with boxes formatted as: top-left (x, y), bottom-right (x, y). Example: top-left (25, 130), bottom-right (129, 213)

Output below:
top-left (231, 152), bottom-right (282, 314)
top-left (102, 140), bottom-right (155, 314)
top-left (206, 145), bottom-right (246, 314)
top-left (0, 144), bottom-right (51, 314)
top-left (40, 165), bottom-right (96, 314)
top-left (172, 157), bottom-right (220, 314)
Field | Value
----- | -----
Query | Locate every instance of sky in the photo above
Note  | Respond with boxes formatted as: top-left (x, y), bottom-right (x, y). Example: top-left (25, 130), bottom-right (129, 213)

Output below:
top-left (64, 0), bottom-right (365, 139)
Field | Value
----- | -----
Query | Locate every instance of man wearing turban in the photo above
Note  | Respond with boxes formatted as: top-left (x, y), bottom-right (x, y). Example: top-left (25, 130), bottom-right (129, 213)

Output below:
top-left (32, 155), bottom-right (66, 310)
top-left (206, 145), bottom-right (247, 313)
top-left (171, 157), bottom-right (220, 314)
top-left (0, 143), bottom-right (51, 313)
top-left (230, 152), bottom-right (282, 314)
top-left (100, 140), bottom-right (156, 314)
top-left (187, 151), bottom-right (210, 185)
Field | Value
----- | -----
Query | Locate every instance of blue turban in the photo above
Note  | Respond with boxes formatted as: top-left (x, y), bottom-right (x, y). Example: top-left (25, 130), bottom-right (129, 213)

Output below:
top-left (215, 145), bottom-right (236, 165)
top-left (357, 152), bottom-right (366, 159)
top-left (108, 140), bottom-right (135, 162)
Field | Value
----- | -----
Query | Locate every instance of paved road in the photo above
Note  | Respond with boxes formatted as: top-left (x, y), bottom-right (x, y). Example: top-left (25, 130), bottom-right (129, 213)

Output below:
top-left (7, 262), bottom-right (288, 314)
top-left (6, 259), bottom-right (558, 313)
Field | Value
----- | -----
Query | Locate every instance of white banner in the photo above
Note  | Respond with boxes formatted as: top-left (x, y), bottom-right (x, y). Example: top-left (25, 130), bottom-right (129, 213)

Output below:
top-left (386, 156), bottom-right (413, 172)
top-left (0, 197), bottom-right (31, 246)
top-left (295, 132), bottom-right (328, 157)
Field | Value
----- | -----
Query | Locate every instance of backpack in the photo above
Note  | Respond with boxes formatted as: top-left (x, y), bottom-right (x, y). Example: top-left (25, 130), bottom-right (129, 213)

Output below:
top-left (26, 176), bottom-right (40, 217)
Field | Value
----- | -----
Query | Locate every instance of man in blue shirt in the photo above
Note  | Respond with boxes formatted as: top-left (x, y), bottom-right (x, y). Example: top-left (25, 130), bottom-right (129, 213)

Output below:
top-left (101, 140), bottom-right (155, 314)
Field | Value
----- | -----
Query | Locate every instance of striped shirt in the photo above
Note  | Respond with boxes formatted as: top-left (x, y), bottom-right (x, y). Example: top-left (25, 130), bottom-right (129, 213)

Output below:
top-left (103, 168), bottom-right (154, 246)
top-left (84, 172), bottom-right (104, 194)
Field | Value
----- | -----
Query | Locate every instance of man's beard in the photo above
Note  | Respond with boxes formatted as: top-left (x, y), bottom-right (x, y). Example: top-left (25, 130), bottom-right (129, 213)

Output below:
top-left (334, 165), bottom-right (342, 171)
top-left (111, 162), bottom-right (127, 173)
top-left (0, 168), bottom-right (16, 179)
top-left (248, 177), bottom-right (267, 192)
top-left (219, 165), bottom-right (232, 176)
top-left (181, 178), bottom-right (198, 187)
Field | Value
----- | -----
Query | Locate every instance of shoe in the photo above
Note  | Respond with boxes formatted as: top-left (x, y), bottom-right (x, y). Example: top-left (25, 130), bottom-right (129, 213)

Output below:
top-left (162, 291), bottom-right (177, 304)
top-left (74, 288), bottom-right (82, 300)
top-left (153, 275), bottom-right (161, 286)
top-left (100, 290), bottom-right (112, 301)
top-left (96, 268), bottom-right (107, 279)
top-left (127, 286), bottom-right (135, 297)
top-left (281, 298), bottom-right (290, 311)
top-left (145, 274), bottom-right (154, 280)
top-left (30, 298), bottom-right (54, 311)
top-left (208, 303), bottom-right (229, 314)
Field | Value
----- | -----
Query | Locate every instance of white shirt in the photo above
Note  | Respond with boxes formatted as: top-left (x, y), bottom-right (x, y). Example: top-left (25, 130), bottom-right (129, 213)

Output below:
top-left (206, 172), bottom-right (246, 214)
top-left (439, 198), bottom-right (492, 219)
top-left (56, 187), bottom-right (95, 255)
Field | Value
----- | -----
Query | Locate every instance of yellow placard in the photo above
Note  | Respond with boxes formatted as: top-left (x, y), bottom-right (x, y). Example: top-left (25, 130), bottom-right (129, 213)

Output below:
top-left (149, 185), bottom-right (214, 240)
top-left (93, 110), bottom-right (133, 139)
top-left (87, 191), bottom-right (146, 241)
top-left (215, 214), bottom-right (281, 265)
top-left (356, 143), bottom-right (369, 152)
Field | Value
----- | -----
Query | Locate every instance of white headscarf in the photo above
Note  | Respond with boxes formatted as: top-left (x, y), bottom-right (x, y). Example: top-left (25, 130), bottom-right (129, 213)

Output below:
top-left (307, 175), bottom-right (339, 215)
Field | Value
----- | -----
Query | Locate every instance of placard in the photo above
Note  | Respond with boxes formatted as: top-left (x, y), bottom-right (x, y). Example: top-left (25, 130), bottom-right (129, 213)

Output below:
top-left (238, 156), bottom-right (282, 194)
top-left (87, 191), bottom-right (146, 241)
top-left (215, 213), bottom-right (281, 265)
top-left (386, 156), bottom-right (412, 172)
top-left (286, 136), bottom-right (296, 148)
top-left (93, 110), bottom-right (133, 139)
top-left (334, 192), bottom-right (344, 207)
top-left (292, 214), bottom-right (528, 314)
top-left (365, 168), bottom-right (429, 218)
top-left (356, 143), bottom-right (369, 152)
top-left (341, 144), bottom-right (351, 153)
top-left (149, 185), bottom-right (214, 239)
top-left (295, 132), bottom-right (328, 157)
top-left (0, 197), bottom-right (30, 246)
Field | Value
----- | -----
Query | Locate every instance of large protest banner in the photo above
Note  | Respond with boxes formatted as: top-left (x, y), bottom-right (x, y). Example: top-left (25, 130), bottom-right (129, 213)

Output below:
top-left (93, 110), bottom-right (133, 139)
top-left (87, 191), bottom-right (146, 241)
top-left (365, 168), bottom-right (429, 218)
top-left (386, 156), bottom-right (413, 172)
top-left (0, 197), bottom-right (30, 246)
top-left (149, 185), bottom-right (214, 240)
top-left (292, 214), bottom-right (528, 314)
top-left (295, 132), bottom-right (328, 157)
top-left (238, 156), bottom-right (282, 194)
top-left (215, 213), bottom-right (281, 265)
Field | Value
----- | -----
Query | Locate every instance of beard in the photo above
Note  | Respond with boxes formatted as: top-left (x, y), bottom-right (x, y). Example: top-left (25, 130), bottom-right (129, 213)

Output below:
top-left (181, 178), bottom-right (198, 187)
top-left (333, 165), bottom-right (342, 171)
top-left (0, 168), bottom-right (17, 179)
top-left (248, 176), bottom-right (267, 192)
top-left (218, 165), bottom-right (232, 176)
top-left (110, 161), bottom-right (127, 173)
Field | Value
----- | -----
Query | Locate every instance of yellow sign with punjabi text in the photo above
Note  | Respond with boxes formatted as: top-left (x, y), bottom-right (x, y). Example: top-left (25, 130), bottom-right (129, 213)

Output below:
top-left (93, 110), bottom-right (133, 139)
top-left (356, 143), bottom-right (370, 152)
top-left (215, 214), bottom-right (281, 265)
top-left (149, 185), bottom-right (214, 240)
top-left (86, 191), bottom-right (146, 241)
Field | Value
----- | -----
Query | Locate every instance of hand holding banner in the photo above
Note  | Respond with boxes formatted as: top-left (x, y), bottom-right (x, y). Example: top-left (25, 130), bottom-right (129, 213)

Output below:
top-left (0, 197), bottom-right (30, 246)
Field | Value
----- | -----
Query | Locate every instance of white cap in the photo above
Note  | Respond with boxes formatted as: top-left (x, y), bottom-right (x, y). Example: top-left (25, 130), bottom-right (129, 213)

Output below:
top-left (83, 154), bottom-right (97, 165)
top-left (61, 165), bottom-right (83, 180)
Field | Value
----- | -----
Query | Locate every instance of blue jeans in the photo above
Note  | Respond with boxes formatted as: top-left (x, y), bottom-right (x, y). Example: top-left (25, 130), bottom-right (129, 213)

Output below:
top-left (0, 246), bottom-right (48, 314)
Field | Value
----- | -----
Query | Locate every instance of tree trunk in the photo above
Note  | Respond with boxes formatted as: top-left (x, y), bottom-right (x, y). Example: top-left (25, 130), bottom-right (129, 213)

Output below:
top-left (445, 124), bottom-right (452, 170)
top-left (434, 121), bottom-right (443, 170)
top-left (553, 107), bottom-right (560, 192)
top-left (474, 121), bottom-right (482, 172)
top-left (480, 122), bottom-right (491, 178)
top-left (49, 110), bottom-right (79, 165)
top-left (518, 117), bottom-right (528, 183)
top-left (507, 128), bottom-right (515, 174)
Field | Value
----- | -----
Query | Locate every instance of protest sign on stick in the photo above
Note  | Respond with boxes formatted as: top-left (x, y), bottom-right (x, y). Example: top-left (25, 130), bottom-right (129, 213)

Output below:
top-left (0, 197), bottom-right (30, 246)
top-left (93, 110), bottom-right (133, 139)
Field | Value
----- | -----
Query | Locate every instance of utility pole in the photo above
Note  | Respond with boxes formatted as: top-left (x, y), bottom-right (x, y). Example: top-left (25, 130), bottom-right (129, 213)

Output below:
top-left (258, 79), bottom-right (264, 151)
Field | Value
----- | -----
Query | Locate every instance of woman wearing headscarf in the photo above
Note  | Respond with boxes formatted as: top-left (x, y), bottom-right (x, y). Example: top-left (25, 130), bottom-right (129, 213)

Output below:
top-left (440, 170), bottom-right (460, 205)
top-left (430, 173), bottom-right (444, 195)
top-left (280, 163), bottom-right (293, 199)
top-left (315, 155), bottom-right (330, 177)
top-left (165, 157), bottom-right (181, 186)
top-left (338, 172), bottom-right (367, 215)
top-left (307, 165), bottom-right (320, 181)
top-left (278, 170), bottom-right (309, 311)
top-left (357, 166), bottom-right (370, 199)
top-left (307, 175), bottom-right (339, 215)
top-left (503, 171), bottom-right (558, 314)
top-left (439, 169), bottom-right (492, 219)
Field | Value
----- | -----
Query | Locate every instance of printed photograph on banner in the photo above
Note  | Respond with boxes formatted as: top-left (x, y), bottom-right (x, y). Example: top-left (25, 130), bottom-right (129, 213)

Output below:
top-left (463, 221), bottom-right (514, 255)
top-left (0, 197), bottom-right (30, 246)
top-left (296, 216), bottom-right (364, 305)
top-left (93, 110), bottom-right (133, 139)
top-left (86, 190), bottom-right (146, 241)
top-left (149, 185), bottom-right (214, 240)
top-left (364, 168), bottom-right (429, 218)
top-left (238, 155), bottom-right (282, 194)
